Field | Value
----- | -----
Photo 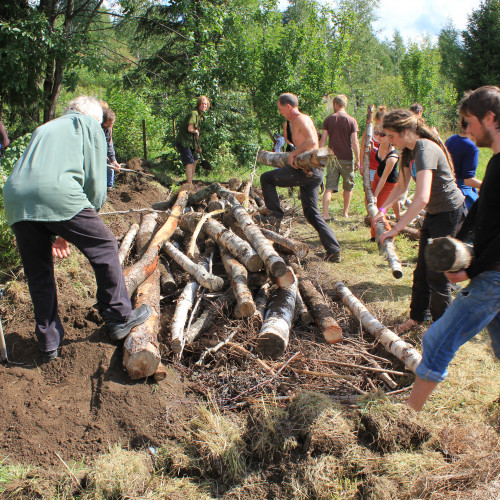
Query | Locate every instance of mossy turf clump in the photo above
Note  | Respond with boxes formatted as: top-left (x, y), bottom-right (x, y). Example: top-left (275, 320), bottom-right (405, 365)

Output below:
top-left (288, 391), bottom-right (337, 436)
top-left (305, 406), bottom-right (358, 457)
top-left (84, 444), bottom-right (151, 499)
top-left (360, 474), bottom-right (401, 500)
top-left (284, 455), bottom-right (358, 500)
top-left (155, 440), bottom-right (197, 477)
top-left (358, 399), bottom-right (431, 453)
top-left (245, 401), bottom-right (297, 464)
top-left (186, 405), bottom-right (247, 484)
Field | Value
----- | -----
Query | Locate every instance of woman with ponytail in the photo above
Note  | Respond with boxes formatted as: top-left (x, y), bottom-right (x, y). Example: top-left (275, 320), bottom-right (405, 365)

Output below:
top-left (374, 109), bottom-right (466, 333)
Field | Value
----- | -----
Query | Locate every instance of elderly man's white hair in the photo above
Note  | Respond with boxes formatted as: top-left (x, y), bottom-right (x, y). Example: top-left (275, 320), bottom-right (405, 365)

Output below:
top-left (65, 96), bottom-right (103, 123)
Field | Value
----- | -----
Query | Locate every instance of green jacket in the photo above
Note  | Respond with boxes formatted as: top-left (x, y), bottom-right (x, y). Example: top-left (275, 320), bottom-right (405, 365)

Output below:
top-left (176, 109), bottom-right (203, 149)
top-left (3, 112), bottom-right (107, 225)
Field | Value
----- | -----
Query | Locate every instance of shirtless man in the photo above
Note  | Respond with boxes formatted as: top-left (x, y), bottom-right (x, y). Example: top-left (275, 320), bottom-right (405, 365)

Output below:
top-left (259, 93), bottom-right (341, 261)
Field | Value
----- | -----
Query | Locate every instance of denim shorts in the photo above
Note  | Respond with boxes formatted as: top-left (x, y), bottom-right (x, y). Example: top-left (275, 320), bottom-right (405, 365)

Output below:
top-left (175, 142), bottom-right (198, 166)
top-left (416, 270), bottom-right (500, 383)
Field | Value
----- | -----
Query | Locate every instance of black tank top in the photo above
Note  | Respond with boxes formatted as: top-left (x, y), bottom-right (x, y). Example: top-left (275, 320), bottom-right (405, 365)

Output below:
top-left (376, 149), bottom-right (399, 184)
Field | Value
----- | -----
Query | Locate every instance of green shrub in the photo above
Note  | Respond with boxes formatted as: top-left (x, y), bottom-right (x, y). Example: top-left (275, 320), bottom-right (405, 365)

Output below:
top-left (0, 134), bottom-right (31, 269)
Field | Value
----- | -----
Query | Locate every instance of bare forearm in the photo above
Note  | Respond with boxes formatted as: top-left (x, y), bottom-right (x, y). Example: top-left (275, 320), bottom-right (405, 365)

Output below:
top-left (464, 177), bottom-right (482, 189)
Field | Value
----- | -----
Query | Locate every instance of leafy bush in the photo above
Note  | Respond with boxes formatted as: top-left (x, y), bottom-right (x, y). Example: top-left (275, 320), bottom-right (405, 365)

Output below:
top-left (0, 133), bottom-right (31, 268)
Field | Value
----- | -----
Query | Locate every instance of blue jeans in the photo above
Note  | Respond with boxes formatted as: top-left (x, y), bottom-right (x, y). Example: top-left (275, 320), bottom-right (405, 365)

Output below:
top-left (416, 270), bottom-right (500, 383)
top-left (107, 167), bottom-right (115, 188)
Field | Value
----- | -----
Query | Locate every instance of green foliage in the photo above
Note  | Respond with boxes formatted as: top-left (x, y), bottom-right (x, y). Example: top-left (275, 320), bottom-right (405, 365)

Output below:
top-left (104, 86), bottom-right (169, 161)
top-left (459, 0), bottom-right (500, 94)
top-left (0, 134), bottom-right (31, 268)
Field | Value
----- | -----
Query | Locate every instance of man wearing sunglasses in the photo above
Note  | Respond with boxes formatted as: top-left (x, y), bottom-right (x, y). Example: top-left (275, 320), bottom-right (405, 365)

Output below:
top-left (319, 94), bottom-right (360, 219)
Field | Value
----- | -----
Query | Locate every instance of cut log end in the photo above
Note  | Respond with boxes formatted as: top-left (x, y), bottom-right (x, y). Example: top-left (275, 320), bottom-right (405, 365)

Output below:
top-left (153, 363), bottom-right (167, 382)
top-left (268, 258), bottom-right (288, 278)
top-left (256, 332), bottom-right (287, 359)
top-left (392, 269), bottom-right (403, 279)
top-left (170, 338), bottom-right (182, 355)
top-left (323, 326), bottom-right (343, 344)
top-left (274, 270), bottom-right (295, 288)
top-left (234, 301), bottom-right (257, 319)
top-left (123, 343), bottom-right (161, 379)
top-left (246, 254), bottom-right (265, 273)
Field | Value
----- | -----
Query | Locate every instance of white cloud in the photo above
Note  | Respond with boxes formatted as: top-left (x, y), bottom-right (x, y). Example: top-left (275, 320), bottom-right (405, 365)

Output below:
top-left (372, 0), bottom-right (479, 42)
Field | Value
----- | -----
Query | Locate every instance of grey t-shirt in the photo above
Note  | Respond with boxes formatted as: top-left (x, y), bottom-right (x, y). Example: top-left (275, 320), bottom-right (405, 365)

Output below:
top-left (413, 139), bottom-right (464, 214)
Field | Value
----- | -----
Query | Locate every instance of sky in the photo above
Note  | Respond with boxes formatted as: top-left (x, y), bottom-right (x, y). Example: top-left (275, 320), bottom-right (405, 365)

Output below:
top-left (371, 0), bottom-right (479, 42)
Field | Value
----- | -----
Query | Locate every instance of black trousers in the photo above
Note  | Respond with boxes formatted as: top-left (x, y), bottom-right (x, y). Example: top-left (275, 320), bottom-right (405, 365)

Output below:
top-left (12, 208), bottom-right (132, 352)
top-left (260, 166), bottom-right (341, 254)
top-left (409, 203), bottom-right (467, 323)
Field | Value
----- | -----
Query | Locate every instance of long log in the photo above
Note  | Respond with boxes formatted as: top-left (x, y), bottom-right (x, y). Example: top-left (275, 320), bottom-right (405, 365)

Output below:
top-left (298, 277), bottom-right (342, 344)
top-left (118, 223), bottom-right (139, 265)
top-left (260, 227), bottom-right (309, 259)
top-left (239, 180), bottom-right (252, 208)
top-left (424, 236), bottom-right (474, 273)
top-left (170, 277), bottom-right (202, 354)
top-left (361, 105), bottom-right (403, 279)
top-left (220, 248), bottom-right (256, 318)
top-left (217, 186), bottom-right (288, 280)
top-left (332, 281), bottom-right (422, 373)
top-left (162, 241), bottom-right (224, 291)
top-left (389, 221), bottom-right (420, 241)
top-left (187, 183), bottom-right (219, 205)
top-left (180, 212), bottom-right (263, 272)
top-left (252, 281), bottom-right (270, 328)
top-left (257, 274), bottom-right (298, 359)
top-left (257, 147), bottom-right (333, 172)
top-left (124, 187), bottom-right (189, 296)
top-left (135, 212), bottom-right (159, 256)
top-left (123, 269), bottom-right (161, 379)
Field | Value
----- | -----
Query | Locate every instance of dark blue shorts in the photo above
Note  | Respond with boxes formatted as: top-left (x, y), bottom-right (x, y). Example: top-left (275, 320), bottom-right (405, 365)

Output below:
top-left (175, 142), bottom-right (198, 166)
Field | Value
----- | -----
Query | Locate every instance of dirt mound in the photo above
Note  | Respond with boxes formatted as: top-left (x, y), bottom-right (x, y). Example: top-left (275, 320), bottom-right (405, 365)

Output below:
top-left (0, 177), bottom-right (197, 467)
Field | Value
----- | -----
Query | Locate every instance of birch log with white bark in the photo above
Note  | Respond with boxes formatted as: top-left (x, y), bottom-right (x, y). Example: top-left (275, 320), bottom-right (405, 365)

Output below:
top-left (123, 269), bottom-right (161, 379)
top-left (257, 147), bottom-right (333, 170)
top-left (362, 105), bottom-right (403, 279)
top-left (170, 277), bottom-right (202, 354)
top-left (332, 281), bottom-right (422, 373)
top-left (298, 277), bottom-right (342, 343)
top-left (257, 276), bottom-right (298, 359)
top-left (158, 257), bottom-right (177, 295)
top-left (220, 248), bottom-right (256, 318)
top-left (162, 241), bottom-right (224, 291)
top-left (260, 227), bottom-right (309, 259)
top-left (252, 281), bottom-right (271, 328)
top-left (118, 223), bottom-right (139, 265)
top-left (217, 187), bottom-right (288, 280)
top-left (180, 212), bottom-right (263, 272)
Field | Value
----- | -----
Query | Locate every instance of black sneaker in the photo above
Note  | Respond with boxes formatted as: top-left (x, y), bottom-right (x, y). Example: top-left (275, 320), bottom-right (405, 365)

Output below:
top-left (106, 304), bottom-right (153, 341)
top-left (325, 252), bottom-right (341, 263)
top-left (41, 348), bottom-right (59, 363)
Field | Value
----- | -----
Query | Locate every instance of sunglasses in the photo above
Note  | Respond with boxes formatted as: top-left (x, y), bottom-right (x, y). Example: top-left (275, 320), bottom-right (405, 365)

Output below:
top-left (374, 130), bottom-right (386, 137)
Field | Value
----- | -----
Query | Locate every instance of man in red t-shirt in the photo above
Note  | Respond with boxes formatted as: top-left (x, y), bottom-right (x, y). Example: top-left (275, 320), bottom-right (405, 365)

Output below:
top-left (319, 94), bottom-right (359, 219)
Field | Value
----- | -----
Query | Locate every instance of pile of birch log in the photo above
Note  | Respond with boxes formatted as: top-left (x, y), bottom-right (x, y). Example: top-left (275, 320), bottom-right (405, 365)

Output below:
top-left (116, 178), bottom-right (422, 390)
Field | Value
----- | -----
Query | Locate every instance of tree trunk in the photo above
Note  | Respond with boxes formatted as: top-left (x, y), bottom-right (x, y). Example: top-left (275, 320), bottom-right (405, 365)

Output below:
top-left (220, 248), bottom-right (256, 318)
top-left (218, 188), bottom-right (288, 280)
top-left (180, 212), bottom-right (264, 273)
top-left (123, 270), bottom-right (161, 379)
top-left (260, 227), bottom-right (310, 259)
top-left (298, 277), bottom-right (342, 344)
top-left (118, 223), bottom-right (139, 266)
top-left (332, 281), bottom-right (422, 373)
top-left (424, 236), bottom-right (474, 273)
top-left (124, 187), bottom-right (189, 296)
top-left (257, 274), bottom-right (298, 359)
top-left (257, 147), bottom-right (333, 173)
top-left (162, 241), bottom-right (224, 291)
